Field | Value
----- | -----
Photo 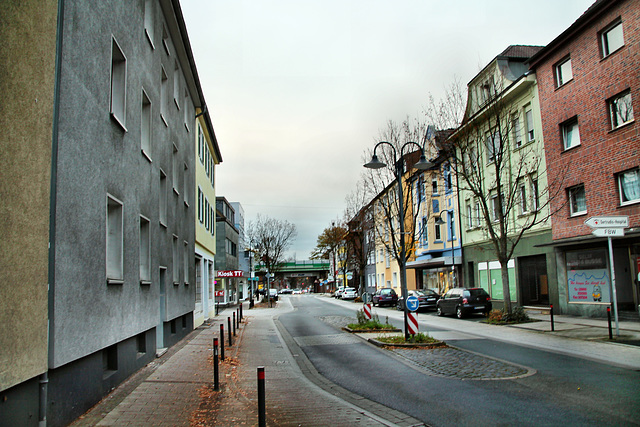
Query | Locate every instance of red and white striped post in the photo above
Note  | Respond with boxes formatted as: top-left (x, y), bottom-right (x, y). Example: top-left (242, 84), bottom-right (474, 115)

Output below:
top-left (363, 303), bottom-right (372, 320)
top-left (407, 312), bottom-right (418, 335)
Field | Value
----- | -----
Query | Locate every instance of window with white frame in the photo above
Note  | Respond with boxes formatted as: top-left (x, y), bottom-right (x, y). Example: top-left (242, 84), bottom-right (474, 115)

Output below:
top-left (141, 89), bottom-right (152, 158)
top-left (512, 114), bottom-right (522, 148)
top-left (140, 216), bottom-right (151, 283)
top-left (143, 0), bottom-right (155, 48)
top-left (385, 249), bottom-right (390, 268)
top-left (601, 20), bottom-right (624, 57)
top-left (159, 170), bottom-right (167, 226)
top-left (531, 178), bottom-right (540, 212)
top-left (618, 168), bottom-right (640, 205)
top-left (198, 187), bottom-right (203, 223)
top-left (486, 131), bottom-right (501, 162)
top-left (491, 194), bottom-right (501, 222)
top-left (106, 195), bottom-right (124, 282)
top-left (568, 184), bottom-right (587, 216)
top-left (435, 219), bottom-right (441, 240)
top-left (475, 200), bottom-right (481, 227)
top-left (555, 57), bottom-right (573, 87)
top-left (432, 176), bottom-right (438, 194)
top-left (392, 272), bottom-right (398, 288)
top-left (110, 37), bottom-right (127, 128)
top-left (609, 91), bottom-right (634, 129)
top-left (467, 202), bottom-right (473, 229)
top-left (422, 217), bottom-right (428, 246)
top-left (525, 107), bottom-right (534, 142)
top-left (443, 163), bottom-right (452, 193)
top-left (518, 180), bottom-right (528, 215)
top-left (562, 118), bottom-right (581, 150)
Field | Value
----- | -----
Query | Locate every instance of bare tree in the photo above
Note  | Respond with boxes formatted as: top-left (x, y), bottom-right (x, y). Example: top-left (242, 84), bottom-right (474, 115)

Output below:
top-left (246, 214), bottom-right (297, 275)
top-left (310, 221), bottom-right (347, 289)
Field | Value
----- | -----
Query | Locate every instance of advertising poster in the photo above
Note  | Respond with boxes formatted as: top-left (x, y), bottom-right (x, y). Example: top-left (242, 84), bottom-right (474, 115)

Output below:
top-left (566, 249), bottom-right (610, 303)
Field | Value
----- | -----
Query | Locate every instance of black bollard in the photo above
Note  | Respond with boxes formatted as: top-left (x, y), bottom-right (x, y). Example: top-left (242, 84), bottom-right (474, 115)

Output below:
top-left (607, 306), bottom-right (613, 339)
top-left (220, 324), bottom-right (225, 360)
top-left (257, 367), bottom-right (266, 427)
top-left (233, 312), bottom-right (237, 337)
top-left (549, 304), bottom-right (555, 332)
top-left (240, 303), bottom-right (243, 321)
top-left (213, 338), bottom-right (220, 391)
top-left (228, 317), bottom-right (233, 346)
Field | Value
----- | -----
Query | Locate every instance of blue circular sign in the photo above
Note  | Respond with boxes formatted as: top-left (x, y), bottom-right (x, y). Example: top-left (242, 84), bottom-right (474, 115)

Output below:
top-left (406, 295), bottom-right (420, 312)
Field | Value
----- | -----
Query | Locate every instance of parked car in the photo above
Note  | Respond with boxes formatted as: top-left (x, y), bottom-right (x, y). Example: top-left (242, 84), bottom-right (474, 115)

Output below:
top-left (341, 287), bottom-right (357, 300)
top-left (292, 289), bottom-right (302, 295)
top-left (436, 287), bottom-right (491, 318)
top-left (397, 289), bottom-right (440, 311)
top-left (372, 288), bottom-right (398, 307)
top-left (279, 288), bottom-right (293, 294)
top-left (268, 288), bottom-right (279, 301)
top-left (333, 287), bottom-right (345, 298)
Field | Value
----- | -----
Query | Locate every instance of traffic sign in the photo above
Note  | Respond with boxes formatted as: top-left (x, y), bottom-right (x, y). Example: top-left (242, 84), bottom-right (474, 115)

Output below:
top-left (406, 295), bottom-right (420, 312)
top-left (584, 216), bottom-right (629, 228)
top-left (592, 228), bottom-right (625, 237)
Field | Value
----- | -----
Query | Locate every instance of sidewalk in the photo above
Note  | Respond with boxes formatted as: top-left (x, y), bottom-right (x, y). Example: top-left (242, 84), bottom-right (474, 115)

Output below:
top-left (72, 297), bottom-right (640, 426)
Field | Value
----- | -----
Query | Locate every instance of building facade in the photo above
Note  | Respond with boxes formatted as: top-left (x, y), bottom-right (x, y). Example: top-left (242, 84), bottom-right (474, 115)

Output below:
top-left (451, 45), bottom-right (556, 310)
top-left (194, 111), bottom-right (222, 327)
top-left (231, 202), bottom-right (250, 300)
top-left (215, 197), bottom-right (240, 306)
top-left (528, 0), bottom-right (640, 317)
top-left (1, 1), bottom-right (209, 425)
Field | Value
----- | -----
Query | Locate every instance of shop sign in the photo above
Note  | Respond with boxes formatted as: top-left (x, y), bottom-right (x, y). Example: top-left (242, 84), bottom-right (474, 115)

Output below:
top-left (566, 249), bottom-right (610, 303)
top-left (217, 270), bottom-right (244, 278)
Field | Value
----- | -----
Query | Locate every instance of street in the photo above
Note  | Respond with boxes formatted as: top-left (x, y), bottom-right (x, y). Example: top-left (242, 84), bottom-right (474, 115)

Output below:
top-left (277, 295), bottom-right (640, 426)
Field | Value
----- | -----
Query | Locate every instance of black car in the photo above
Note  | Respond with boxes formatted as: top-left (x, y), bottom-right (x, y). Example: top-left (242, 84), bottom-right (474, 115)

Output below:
top-left (436, 287), bottom-right (492, 318)
top-left (372, 288), bottom-right (398, 307)
top-left (397, 289), bottom-right (440, 311)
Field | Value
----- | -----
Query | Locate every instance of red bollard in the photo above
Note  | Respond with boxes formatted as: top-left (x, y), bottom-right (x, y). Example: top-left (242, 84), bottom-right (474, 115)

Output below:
top-left (257, 367), bottom-right (266, 427)
top-left (607, 306), bottom-right (613, 339)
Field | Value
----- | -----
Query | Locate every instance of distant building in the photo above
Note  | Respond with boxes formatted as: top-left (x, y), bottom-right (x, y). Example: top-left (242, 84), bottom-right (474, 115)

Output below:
top-left (0, 1), bottom-right (210, 425)
top-left (215, 197), bottom-right (240, 305)
top-left (528, 0), bottom-right (640, 317)
top-left (231, 202), bottom-right (250, 300)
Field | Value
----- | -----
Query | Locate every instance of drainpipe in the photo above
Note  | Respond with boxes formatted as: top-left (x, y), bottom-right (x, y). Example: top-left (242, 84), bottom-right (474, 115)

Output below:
top-left (42, 0), bottom-right (66, 425)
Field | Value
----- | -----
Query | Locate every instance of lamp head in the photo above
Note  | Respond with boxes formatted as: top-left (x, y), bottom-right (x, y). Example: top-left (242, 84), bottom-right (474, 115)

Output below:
top-left (364, 154), bottom-right (386, 169)
top-left (434, 213), bottom-right (446, 226)
top-left (414, 154), bottom-right (433, 170)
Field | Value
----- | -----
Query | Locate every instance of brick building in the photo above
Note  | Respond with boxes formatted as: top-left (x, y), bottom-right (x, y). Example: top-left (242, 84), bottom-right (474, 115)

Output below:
top-left (528, 0), bottom-right (640, 317)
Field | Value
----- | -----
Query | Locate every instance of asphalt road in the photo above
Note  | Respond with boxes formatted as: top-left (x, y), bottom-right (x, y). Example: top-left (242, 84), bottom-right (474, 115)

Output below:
top-left (277, 295), bottom-right (640, 427)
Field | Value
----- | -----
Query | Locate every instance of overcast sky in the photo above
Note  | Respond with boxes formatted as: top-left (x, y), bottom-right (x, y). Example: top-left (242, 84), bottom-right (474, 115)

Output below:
top-left (181, 0), bottom-right (595, 259)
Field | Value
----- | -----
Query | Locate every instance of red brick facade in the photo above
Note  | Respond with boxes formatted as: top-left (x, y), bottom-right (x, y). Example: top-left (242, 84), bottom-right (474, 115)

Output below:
top-left (529, 0), bottom-right (640, 240)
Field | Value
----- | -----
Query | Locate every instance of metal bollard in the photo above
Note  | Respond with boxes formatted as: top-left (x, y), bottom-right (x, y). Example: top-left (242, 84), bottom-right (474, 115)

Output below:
top-left (220, 324), bottom-right (225, 360)
top-left (213, 338), bottom-right (220, 391)
top-left (240, 303), bottom-right (243, 321)
top-left (257, 367), bottom-right (266, 427)
top-left (607, 306), bottom-right (613, 339)
top-left (228, 317), bottom-right (233, 346)
top-left (549, 304), bottom-right (555, 332)
top-left (233, 312), bottom-right (237, 336)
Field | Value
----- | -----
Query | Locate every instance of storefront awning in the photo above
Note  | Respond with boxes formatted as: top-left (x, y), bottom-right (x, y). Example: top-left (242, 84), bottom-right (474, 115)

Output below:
top-left (407, 256), bottom-right (462, 269)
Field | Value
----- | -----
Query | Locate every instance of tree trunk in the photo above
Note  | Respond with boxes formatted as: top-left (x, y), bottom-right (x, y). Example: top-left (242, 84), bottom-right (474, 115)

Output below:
top-left (501, 263), bottom-right (512, 314)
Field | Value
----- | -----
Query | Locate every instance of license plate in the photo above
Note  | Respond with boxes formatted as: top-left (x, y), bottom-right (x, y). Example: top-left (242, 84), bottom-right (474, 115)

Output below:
top-left (427, 298), bottom-right (435, 301)
top-left (475, 306), bottom-right (484, 310)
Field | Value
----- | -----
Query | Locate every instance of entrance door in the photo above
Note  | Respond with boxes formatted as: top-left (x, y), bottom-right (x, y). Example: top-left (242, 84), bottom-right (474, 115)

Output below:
top-left (518, 255), bottom-right (549, 305)
top-left (157, 266), bottom-right (167, 350)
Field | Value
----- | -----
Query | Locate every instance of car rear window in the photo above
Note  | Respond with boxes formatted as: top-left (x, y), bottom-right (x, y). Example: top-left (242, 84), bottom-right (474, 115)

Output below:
top-left (467, 288), bottom-right (488, 297)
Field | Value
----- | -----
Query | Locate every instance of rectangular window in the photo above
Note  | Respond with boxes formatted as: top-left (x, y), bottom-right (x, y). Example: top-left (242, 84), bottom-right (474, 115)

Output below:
top-left (448, 211), bottom-right (455, 240)
top-left (609, 91), bottom-right (634, 129)
top-left (555, 57), bottom-right (573, 87)
top-left (183, 163), bottom-right (189, 205)
top-left (562, 118), bottom-right (581, 150)
top-left (443, 164), bottom-right (452, 193)
top-left (486, 132), bottom-right (500, 162)
top-left (172, 143), bottom-right (179, 194)
top-left (160, 66), bottom-right (168, 125)
top-left (618, 169), bottom-right (640, 205)
top-left (141, 89), bottom-right (152, 158)
top-left (198, 187), bottom-right (203, 223)
top-left (198, 123), bottom-right (205, 164)
top-left (432, 177), bottom-right (438, 194)
top-left (159, 170), bottom-right (167, 226)
top-left (173, 235), bottom-right (179, 284)
top-left (435, 220), bottom-right (441, 240)
top-left (601, 20), bottom-right (624, 57)
top-left (103, 344), bottom-right (118, 377)
top-left (173, 61), bottom-right (181, 109)
top-left (106, 195), bottom-right (124, 282)
top-left (110, 37), bottom-right (127, 128)
top-left (569, 184), bottom-right (587, 216)
top-left (512, 114), bottom-right (522, 148)
top-left (525, 108), bottom-right (534, 142)
top-left (531, 179), bottom-right (539, 212)
top-left (143, 0), bottom-right (155, 48)
top-left (140, 216), bottom-right (151, 283)
top-left (183, 241), bottom-right (189, 284)
top-left (519, 182), bottom-right (528, 215)
top-left (422, 217), bottom-right (428, 246)
top-left (475, 200), bottom-right (481, 227)
top-left (466, 202), bottom-right (473, 229)
top-left (491, 194), bottom-right (500, 222)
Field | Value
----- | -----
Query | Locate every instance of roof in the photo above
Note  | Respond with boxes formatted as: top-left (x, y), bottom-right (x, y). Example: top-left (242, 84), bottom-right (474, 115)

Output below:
top-left (498, 45), bottom-right (544, 59)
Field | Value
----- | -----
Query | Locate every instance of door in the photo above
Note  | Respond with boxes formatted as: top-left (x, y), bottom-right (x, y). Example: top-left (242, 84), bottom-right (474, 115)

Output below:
top-left (518, 255), bottom-right (549, 305)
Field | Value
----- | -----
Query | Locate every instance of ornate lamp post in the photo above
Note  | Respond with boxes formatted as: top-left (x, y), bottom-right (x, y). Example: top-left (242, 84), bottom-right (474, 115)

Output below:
top-left (364, 142), bottom-right (432, 340)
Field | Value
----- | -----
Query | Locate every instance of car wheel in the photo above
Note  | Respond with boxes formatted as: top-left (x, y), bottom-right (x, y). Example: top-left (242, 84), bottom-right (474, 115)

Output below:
top-left (456, 306), bottom-right (464, 319)
top-left (436, 306), bottom-right (443, 316)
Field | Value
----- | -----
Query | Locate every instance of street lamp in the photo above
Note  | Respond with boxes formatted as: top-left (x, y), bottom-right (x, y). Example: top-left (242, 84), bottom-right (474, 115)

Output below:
top-left (364, 141), bottom-right (433, 340)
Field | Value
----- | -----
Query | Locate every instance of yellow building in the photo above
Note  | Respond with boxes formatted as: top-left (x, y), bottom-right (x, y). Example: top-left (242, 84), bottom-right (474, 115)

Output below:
top-left (194, 109), bottom-right (222, 327)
